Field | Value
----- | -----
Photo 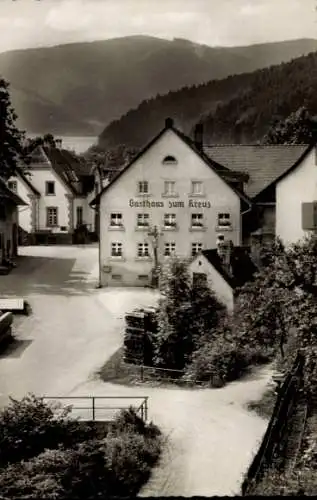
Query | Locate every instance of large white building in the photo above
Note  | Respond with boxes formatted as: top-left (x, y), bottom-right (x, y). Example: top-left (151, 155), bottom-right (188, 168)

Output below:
top-left (91, 119), bottom-right (251, 287)
top-left (7, 142), bottom-right (96, 244)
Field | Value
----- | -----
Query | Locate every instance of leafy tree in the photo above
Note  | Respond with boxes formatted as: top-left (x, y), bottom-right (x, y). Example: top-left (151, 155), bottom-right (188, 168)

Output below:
top-left (0, 79), bottom-right (24, 179)
top-left (82, 144), bottom-right (139, 180)
top-left (188, 276), bottom-right (226, 347)
top-left (155, 257), bottom-right (193, 370)
top-left (262, 106), bottom-right (317, 144)
top-left (155, 257), bottom-right (225, 370)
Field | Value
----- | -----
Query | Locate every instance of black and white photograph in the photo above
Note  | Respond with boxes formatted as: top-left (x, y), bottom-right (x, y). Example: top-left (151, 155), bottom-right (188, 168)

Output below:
top-left (0, 0), bottom-right (317, 496)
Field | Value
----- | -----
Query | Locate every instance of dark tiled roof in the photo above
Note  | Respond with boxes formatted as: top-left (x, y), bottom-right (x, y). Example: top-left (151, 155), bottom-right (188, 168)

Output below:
top-left (200, 247), bottom-right (257, 289)
top-left (43, 147), bottom-right (77, 190)
top-left (60, 149), bottom-right (92, 177)
top-left (0, 178), bottom-right (27, 206)
top-left (203, 144), bottom-right (309, 198)
top-left (42, 147), bottom-right (93, 196)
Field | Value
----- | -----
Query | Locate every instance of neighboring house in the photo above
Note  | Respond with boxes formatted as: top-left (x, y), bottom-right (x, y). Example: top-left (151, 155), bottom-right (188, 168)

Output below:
top-left (7, 169), bottom-right (40, 237)
top-left (204, 144), bottom-right (309, 249)
top-left (254, 143), bottom-right (317, 246)
top-left (90, 118), bottom-right (251, 287)
top-left (0, 177), bottom-right (27, 262)
top-left (189, 244), bottom-right (257, 311)
top-left (7, 142), bottom-right (95, 244)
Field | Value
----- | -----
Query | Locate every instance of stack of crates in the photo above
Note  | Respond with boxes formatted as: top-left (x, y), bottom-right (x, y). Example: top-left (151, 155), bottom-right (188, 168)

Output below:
top-left (124, 307), bottom-right (158, 365)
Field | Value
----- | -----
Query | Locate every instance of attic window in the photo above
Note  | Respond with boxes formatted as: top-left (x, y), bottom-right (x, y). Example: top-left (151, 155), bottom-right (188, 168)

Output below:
top-left (162, 155), bottom-right (177, 165)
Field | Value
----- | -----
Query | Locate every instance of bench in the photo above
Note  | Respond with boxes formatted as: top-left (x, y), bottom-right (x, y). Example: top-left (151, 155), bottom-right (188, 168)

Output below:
top-left (0, 312), bottom-right (13, 346)
top-left (0, 298), bottom-right (29, 315)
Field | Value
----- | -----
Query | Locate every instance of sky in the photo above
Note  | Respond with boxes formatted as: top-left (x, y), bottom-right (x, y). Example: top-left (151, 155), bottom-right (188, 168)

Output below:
top-left (0, 0), bottom-right (316, 53)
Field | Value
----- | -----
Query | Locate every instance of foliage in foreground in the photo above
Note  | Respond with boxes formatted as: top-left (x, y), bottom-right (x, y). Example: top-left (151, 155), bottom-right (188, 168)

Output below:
top-left (250, 467), bottom-right (317, 496)
top-left (0, 396), bottom-right (162, 500)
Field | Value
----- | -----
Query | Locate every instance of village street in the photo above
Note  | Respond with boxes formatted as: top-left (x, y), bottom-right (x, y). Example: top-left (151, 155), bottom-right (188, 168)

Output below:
top-left (0, 245), bottom-right (273, 496)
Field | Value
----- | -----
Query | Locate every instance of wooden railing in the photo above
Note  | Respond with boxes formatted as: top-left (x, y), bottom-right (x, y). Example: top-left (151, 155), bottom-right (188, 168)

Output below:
top-left (43, 396), bottom-right (149, 422)
top-left (241, 352), bottom-right (305, 495)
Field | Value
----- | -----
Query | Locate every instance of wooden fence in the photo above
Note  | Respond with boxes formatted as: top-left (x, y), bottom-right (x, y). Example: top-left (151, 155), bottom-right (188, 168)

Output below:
top-left (241, 351), bottom-right (305, 496)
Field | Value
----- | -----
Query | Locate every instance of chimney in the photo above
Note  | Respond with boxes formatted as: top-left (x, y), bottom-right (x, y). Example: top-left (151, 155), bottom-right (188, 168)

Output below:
top-left (165, 117), bottom-right (174, 128)
top-left (194, 123), bottom-right (204, 151)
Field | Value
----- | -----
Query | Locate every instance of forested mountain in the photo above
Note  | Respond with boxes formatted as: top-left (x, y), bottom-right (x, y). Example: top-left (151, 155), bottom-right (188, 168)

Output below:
top-left (1, 36), bottom-right (317, 135)
top-left (98, 50), bottom-right (317, 148)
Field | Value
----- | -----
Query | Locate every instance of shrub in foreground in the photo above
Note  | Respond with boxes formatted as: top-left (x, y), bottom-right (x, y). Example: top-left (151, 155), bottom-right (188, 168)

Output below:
top-left (251, 468), bottom-right (317, 496)
top-left (0, 398), bottom-right (162, 500)
top-left (0, 431), bottom-right (162, 499)
top-left (0, 394), bottom-right (94, 467)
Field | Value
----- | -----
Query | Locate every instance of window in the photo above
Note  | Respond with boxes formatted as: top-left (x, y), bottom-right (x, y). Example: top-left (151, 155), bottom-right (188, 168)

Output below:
top-left (302, 202), bottom-right (317, 229)
top-left (164, 242), bottom-right (176, 256)
top-left (137, 213), bottom-right (150, 227)
top-left (191, 181), bottom-right (203, 195)
top-left (45, 181), bottom-right (55, 195)
top-left (138, 181), bottom-right (149, 194)
top-left (191, 213), bottom-right (204, 228)
top-left (218, 213), bottom-right (231, 228)
top-left (112, 274), bottom-right (122, 280)
top-left (191, 242), bottom-right (203, 257)
top-left (138, 274), bottom-right (148, 280)
top-left (8, 181), bottom-right (17, 193)
top-left (110, 213), bottom-right (123, 227)
top-left (76, 206), bottom-right (83, 227)
top-left (46, 207), bottom-right (58, 227)
top-left (193, 272), bottom-right (208, 288)
top-left (164, 213), bottom-right (177, 228)
top-left (137, 242), bottom-right (150, 258)
top-left (162, 155), bottom-right (177, 165)
top-left (111, 242), bottom-right (123, 257)
top-left (164, 181), bottom-right (176, 196)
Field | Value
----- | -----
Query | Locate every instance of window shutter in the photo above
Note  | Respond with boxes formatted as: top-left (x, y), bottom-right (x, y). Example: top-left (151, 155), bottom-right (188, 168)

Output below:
top-left (313, 203), bottom-right (317, 228)
top-left (302, 202), bottom-right (317, 229)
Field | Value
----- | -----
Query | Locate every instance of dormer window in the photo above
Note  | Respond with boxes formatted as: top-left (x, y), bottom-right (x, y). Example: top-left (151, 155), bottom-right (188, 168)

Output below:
top-left (162, 155), bottom-right (177, 165)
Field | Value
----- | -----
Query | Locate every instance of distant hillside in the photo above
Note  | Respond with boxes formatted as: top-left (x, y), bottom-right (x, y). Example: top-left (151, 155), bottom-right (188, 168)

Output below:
top-left (1, 36), bottom-right (317, 135)
top-left (98, 50), bottom-right (317, 148)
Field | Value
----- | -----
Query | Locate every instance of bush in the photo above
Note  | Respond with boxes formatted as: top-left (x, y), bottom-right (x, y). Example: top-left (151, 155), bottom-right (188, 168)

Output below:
top-left (0, 398), bottom-right (162, 499)
top-left (0, 428), bottom-right (162, 500)
top-left (103, 432), bottom-right (161, 496)
top-left (0, 441), bottom-right (112, 500)
top-left (0, 394), bottom-right (95, 467)
top-left (252, 468), bottom-right (317, 496)
top-left (185, 337), bottom-right (273, 387)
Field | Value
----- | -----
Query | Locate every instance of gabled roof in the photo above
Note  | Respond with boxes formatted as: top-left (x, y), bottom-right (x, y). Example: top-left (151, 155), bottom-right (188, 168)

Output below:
top-left (199, 247), bottom-right (258, 289)
top-left (0, 178), bottom-right (27, 206)
top-left (42, 146), bottom-right (79, 196)
top-left (253, 142), bottom-right (316, 196)
top-left (90, 121), bottom-right (252, 208)
top-left (203, 144), bottom-right (310, 199)
top-left (28, 146), bottom-right (92, 197)
top-left (16, 168), bottom-right (40, 196)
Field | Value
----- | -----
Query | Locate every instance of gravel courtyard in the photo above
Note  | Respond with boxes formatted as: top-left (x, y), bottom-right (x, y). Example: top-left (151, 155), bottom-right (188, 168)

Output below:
top-left (0, 245), bottom-right (273, 496)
